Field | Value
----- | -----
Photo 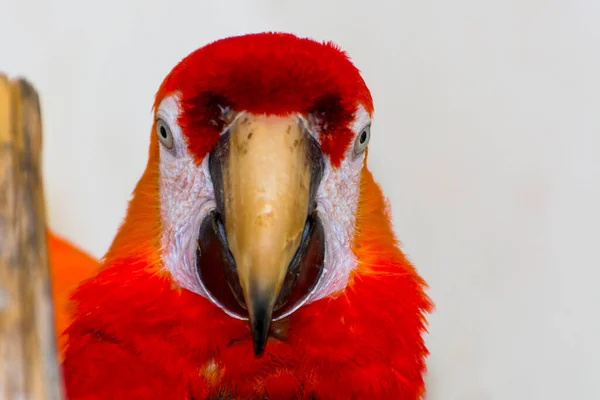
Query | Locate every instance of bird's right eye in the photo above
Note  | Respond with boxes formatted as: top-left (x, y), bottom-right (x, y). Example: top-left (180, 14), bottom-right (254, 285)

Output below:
top-left (353, 124), bottom-right (371, 155)
top-left (156, 118), bottom-right (174, 149)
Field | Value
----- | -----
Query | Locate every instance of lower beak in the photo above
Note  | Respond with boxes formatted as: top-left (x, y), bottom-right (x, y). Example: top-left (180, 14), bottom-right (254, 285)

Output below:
top-left (207, 113), bottom-right (323, 355)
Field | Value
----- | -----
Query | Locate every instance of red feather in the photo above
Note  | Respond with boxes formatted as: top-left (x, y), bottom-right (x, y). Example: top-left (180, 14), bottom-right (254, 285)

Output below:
top-left (155, 32), bottom-right (373, 167)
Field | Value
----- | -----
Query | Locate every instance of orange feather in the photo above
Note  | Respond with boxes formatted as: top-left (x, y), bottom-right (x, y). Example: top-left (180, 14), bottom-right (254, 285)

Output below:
top-left (47, 231), bottom-right (99, 357)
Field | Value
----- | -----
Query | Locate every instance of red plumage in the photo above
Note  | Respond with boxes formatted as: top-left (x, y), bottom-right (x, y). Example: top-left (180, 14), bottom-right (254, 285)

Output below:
top-left (155, 32), bottom-right (373, 167)
top-left (57, 32), bottom-right (432, 399)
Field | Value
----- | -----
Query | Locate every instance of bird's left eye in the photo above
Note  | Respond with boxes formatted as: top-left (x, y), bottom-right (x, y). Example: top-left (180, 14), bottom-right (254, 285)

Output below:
top-left (353, 124), bottom-right (371, 155)
top-left (156, 118), bottom-right (174, 149)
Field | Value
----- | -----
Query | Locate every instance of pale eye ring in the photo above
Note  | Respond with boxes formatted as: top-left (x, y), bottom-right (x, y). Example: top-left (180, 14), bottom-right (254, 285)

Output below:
top-left (156, 118), bottom-right (174, 149)
top-left (353, 124), bottom-right (371, 155)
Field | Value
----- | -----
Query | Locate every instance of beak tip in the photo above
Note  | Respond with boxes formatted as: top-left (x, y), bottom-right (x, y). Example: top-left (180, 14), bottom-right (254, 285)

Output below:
top-left (253, 338), bottom-right (267, 357)
top-left (249, 293), bottom-right (274, 356)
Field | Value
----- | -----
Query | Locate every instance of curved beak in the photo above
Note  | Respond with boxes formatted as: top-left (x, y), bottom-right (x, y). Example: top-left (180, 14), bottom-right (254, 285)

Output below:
top-left (211, 114), bottom-right (318, 355)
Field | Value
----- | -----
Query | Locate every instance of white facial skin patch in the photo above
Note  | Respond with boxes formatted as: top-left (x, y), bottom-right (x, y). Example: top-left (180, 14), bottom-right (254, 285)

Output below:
top-left (156, 96), bottom-right (216, 301)
top-left (157, 94), bottom-right (371, 319)
top-left (303, 105), bottom-right (370, 306)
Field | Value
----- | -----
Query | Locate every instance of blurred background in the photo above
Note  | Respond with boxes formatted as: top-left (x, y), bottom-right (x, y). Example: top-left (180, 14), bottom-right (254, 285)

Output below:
top-left (1, 0), bottom-right (599, 398)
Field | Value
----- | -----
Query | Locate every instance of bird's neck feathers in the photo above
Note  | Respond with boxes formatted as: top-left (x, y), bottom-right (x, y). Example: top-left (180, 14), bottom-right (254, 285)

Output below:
top-left (102, 134), bottom-right (163, 270)
top-left (351, 162), bottom-right (421, 283)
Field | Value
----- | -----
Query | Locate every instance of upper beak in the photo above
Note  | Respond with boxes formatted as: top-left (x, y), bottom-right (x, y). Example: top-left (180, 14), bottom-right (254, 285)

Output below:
top-left (207, 113), bottom-right (324, 355)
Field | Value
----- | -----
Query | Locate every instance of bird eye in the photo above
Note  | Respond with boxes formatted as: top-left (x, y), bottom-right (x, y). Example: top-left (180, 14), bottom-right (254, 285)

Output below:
top-left (156, 118), bottom-right (174, 149)
top-left (353, 124), bottom-right (371, 155)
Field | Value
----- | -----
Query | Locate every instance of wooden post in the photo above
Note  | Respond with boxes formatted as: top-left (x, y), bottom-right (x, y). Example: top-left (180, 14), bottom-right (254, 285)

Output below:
top-left (0, 75), bottom-right (64, 400)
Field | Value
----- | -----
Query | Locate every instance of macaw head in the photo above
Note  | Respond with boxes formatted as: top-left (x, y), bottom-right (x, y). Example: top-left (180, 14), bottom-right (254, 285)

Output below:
top-left (106, 32), bottom-right (379, 355)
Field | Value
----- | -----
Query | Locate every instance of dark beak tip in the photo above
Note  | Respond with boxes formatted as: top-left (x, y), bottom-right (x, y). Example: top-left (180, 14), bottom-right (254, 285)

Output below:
top-left (250, 295), bottom-right (274, 356)
top-left (251, 318), bottom-right (270, 356)
top-left (253, 339), bottom-right (267, 356)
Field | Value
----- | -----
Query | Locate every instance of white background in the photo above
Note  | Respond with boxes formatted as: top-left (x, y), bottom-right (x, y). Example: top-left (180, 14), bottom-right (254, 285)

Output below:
top-left (1, 0), bottom-right (599, 398)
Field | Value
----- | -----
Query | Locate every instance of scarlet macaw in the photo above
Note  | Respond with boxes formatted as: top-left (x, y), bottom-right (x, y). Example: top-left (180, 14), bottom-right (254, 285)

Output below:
top-left (50, 32), bottom-right (433, 399)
